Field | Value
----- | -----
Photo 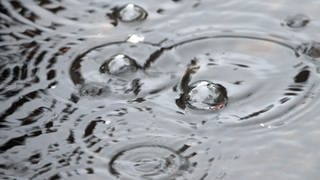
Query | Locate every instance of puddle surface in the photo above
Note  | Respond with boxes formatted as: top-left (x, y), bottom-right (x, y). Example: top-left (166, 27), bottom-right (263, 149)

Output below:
top-left (1, 0), bottom-right (320, 179)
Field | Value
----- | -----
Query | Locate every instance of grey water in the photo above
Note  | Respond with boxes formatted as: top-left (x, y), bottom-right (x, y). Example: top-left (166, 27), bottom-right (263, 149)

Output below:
top-left (1, 0), bottom-right (320, 179)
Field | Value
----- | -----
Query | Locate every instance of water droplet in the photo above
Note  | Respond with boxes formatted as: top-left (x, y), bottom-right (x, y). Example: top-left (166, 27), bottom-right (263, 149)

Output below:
top-left (186, 80), bottom-right (228, 111)
top-left (283, 14), bottom-right (310, 28)
top-left (118, 3), bottom-right (148, 22)
top-left (99, 54), bottom-right (138, 75)
top-left (109, 145), bottom-right (188, 179)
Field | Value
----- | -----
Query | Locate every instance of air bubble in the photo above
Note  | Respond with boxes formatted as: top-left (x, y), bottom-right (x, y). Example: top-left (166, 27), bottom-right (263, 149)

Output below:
top-left (186, 80), bottom-right (228, 111)
top-left (118, 3), bottom-right (148, 22)
top-left (99, 54), bottom-right (138, 75)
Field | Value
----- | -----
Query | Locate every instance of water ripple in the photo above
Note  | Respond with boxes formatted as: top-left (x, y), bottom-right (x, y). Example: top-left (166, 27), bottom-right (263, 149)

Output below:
top-left (2, 0), bottom-right (320, 179)
top-left (136, 31), bottom-right (320, 130)
top-left (54, 39), bottom-right (178, 108)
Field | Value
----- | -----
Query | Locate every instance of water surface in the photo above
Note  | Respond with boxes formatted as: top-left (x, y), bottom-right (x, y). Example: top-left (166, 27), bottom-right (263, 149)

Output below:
top-left (1, 0), bottom-right (320, 179)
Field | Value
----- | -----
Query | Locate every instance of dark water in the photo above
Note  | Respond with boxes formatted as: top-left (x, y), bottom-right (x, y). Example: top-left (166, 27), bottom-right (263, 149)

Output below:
top-left (1, 0), bottom-right (320, 179)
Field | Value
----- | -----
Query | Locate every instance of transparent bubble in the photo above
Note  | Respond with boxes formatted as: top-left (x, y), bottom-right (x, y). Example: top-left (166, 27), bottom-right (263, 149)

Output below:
top-left (305, 42), bottom-right (320, 58)
top-left (118, 3), bottom-right (148, 22)
top-left (186, 80), bottom-right (228, 111)
top-left (99, 54), bottom-right (138, 75)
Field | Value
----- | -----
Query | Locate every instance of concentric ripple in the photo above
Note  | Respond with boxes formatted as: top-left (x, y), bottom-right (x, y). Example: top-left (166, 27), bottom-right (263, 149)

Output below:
top-left (64, 104), bottom-right (215, 179)
top-left (109, 144), bottom-right (187, 179)
top-left (1, 0), bottom-right (116, 36)
top-left (148, 32), bottom-right (320, 128)
top-left (2, 0), bottom-right (320, 179)
top-left (65, 40), bottom-right (178, 106)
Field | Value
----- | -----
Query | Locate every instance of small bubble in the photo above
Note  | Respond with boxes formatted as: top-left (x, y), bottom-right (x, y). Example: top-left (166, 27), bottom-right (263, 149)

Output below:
top-left (186, 80), bottom-right (228, 111)
top-left (118, 3), bottom-right (148, 22)
top-left (100, 54), bottom-right (138, 75)
top-left (283, 14), bottom-right (310, 28)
